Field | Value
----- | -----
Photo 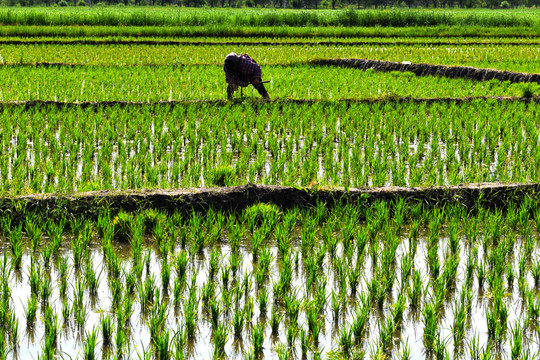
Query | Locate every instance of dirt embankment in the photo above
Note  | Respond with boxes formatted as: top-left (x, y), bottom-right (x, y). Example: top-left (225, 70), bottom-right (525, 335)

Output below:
top-left (1, 183), bottom-right (539, 217)
top-left (312, 58), bottom-right (540, 84)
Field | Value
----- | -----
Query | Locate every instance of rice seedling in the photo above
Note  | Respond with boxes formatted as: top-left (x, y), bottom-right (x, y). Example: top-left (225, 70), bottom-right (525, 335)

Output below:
top-left (83, 327), bottom-right (99, 360)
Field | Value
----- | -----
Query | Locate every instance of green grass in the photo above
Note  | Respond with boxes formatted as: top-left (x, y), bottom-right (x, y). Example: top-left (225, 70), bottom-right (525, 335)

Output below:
top-left (0, 7), bottom-right (536, 27)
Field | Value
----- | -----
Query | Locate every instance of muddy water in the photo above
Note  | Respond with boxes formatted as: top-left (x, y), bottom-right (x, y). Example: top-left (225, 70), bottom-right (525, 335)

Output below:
top-left (0, 226), bottom-right (535, 360)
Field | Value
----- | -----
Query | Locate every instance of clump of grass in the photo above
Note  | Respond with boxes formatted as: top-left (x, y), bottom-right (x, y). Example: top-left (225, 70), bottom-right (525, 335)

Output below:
top-left (204, 166), bottom-right (236, 187)
top-left (112, 211), bottom-right (134, 243)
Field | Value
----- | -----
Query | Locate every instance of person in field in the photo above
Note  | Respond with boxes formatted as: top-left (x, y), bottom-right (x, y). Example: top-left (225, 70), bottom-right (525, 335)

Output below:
top-left (224, 52), bottom-right (270, 101)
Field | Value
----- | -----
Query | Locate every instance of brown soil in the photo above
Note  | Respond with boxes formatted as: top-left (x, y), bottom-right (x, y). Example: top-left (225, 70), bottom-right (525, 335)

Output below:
top-left (2, 183), bottom-right (539, 216)
top-left (312, 58), bottom-right (540, 84)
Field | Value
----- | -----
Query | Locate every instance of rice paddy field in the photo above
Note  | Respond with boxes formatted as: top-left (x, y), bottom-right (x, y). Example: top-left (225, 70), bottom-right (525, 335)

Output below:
top-left (1, 6), bottom-right (540, 360)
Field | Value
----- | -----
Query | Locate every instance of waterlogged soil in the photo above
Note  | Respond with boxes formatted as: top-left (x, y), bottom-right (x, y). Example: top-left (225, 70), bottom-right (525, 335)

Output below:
top-left (0, 224), bottom-right (535, 359)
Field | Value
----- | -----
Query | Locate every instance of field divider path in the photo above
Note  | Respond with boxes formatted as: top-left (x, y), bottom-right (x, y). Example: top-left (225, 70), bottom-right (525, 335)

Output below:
top-left (1, 182), bottom-right (539, 215)
top-left (0, 97), bottom-right (538, 108)
top-left (312, 58), bottom-right (540, 84)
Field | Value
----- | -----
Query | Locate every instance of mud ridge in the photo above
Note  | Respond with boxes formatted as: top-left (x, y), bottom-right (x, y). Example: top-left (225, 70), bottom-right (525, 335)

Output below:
top-left (0, 97), bottom-right (538, 109)
top-left (1, 183), bottom-right (539, 216)
top-left (312, 58), bottom-right (540, 84)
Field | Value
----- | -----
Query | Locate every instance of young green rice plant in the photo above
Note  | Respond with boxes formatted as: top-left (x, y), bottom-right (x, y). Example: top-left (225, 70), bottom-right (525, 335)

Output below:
top-left (400, 340), bottom-right (412, 360)
top-left (174, 251), bottom-right (188, 282)
top-left (161, 258), bottom-right (171, 294)
top-left (339, 326), bottom-right (353, 358)
top-left (183, 290), bottom-right (198, 339)
top-left (154, 330), bottom-right (171, 360)
top-left (476, 261), bottom-right (486, 289)
top-left (423, 301), bottom-right (437, 352)
top-left (252, 321), bottom-right (265, 355)
top-left (83, 327), bottom-right (99, 360)
top-left (210, 299), bottom-right (222, 328)
top-left (101, 314), bottom-right (113, 348)
top-left (258, 288), bottom-right (269, 316)
top-left (284, 291), bottom-right (301, 325)
top-left (270, 307), bottom-right (281, 337)
top-left (509, 322), bottom-right (523, 360)
top-left (25, 295), bottom-right (38, 327)
top-left (379, 314), bottom-right (396, 356)
top-left (232, 306), bottom-right (245, 339)
top-left (408, 269), bottom-right (423, 309)
top-left (212, 321), bottom-right (228, 359)
top-left (451, 299), bottom-right (467, 350)
top-left (9, 224), bottom-right (23, 269)
top-left (28, 262), bottom-right (41, 297)
top-left (286, 321), bottom-right (298, 348)
top-left (40, 275), bottom-right (52, 305)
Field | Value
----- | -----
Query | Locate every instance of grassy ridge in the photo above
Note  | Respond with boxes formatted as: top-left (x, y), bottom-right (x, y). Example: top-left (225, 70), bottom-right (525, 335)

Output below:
top-left (0, 7), bottom-right (537, 27)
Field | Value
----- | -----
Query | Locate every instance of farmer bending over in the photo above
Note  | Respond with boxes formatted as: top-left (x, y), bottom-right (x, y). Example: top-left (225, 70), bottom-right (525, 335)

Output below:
top-left (224, 52), bottom-right (270, 101)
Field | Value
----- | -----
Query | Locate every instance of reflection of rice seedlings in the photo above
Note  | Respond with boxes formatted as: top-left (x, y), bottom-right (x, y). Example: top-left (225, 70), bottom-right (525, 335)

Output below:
top-left (270, 307), bottom-right (281, 336)
top-left (83, 327), bottom-right (99, 360)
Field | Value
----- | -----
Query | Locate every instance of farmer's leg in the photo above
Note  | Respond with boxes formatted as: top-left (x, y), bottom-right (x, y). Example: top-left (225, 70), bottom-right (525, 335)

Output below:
top-left (252, 79), bottom-right (270, 100)
top-left (227, 84), bottom-right (235, 101)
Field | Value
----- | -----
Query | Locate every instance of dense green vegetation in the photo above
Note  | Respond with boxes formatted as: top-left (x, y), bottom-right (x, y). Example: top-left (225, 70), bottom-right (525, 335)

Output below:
top-left (0, 6), bottom-right (538, 360)
top-left (1, 101), bottom-right (538, 195)
top-left (1, 200), bottom-right (540, 359)
top-left (0, 8), bottom-right (537, 27)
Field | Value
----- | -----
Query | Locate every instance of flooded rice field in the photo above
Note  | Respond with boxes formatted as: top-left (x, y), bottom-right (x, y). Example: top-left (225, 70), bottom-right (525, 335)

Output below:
top-left (0, 200), bottom-right (539, 359)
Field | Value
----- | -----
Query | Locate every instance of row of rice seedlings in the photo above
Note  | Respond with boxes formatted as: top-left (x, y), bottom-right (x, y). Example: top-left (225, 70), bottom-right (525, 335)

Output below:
top-left (4, 43), bottom-right (540, 72)
top-left (2, 200), bottom-right (540, 358)
top-left (2, 100), bottom-right (539, 194)
top-left (0, 64), bottom-right (537, 104)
